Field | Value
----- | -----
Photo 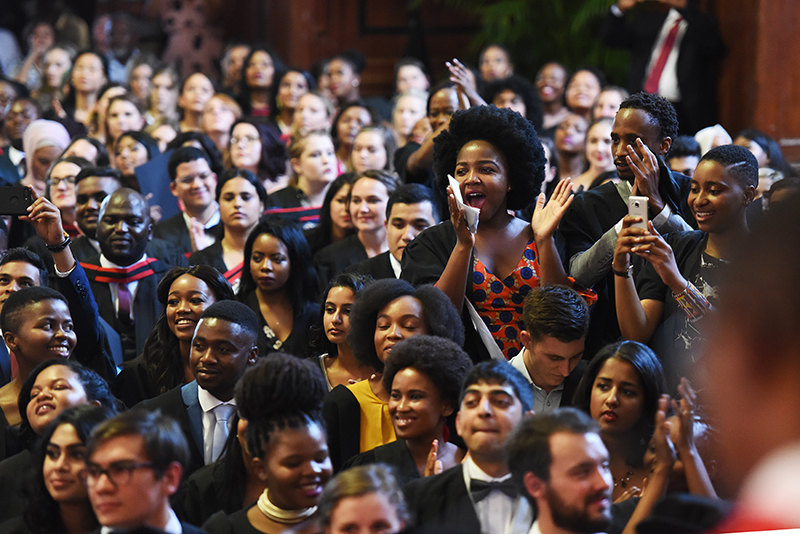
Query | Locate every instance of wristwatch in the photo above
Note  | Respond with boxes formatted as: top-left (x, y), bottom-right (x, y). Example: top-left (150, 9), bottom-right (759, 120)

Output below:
top-left (45, 231), bottom-right (71, 253)
top-left (612, 264), bottom-right (634, 278)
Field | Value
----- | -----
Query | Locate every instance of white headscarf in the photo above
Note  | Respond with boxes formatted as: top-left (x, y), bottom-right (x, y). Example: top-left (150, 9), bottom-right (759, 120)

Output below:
top-left (22, 119), bottom-right (71, 179)
top-left (694, 124), bottom-right (732, 156)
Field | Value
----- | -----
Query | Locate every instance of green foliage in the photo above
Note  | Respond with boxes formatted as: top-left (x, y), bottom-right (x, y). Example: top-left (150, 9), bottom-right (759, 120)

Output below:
top-left (414, 0), bottom-right (630, 84)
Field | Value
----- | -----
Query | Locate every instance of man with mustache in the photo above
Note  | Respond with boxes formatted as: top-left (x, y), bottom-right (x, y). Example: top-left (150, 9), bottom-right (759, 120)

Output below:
top-left (506, 408), bottom-right (614, 534)
top-left (559, 92), bottom-right (693, 356)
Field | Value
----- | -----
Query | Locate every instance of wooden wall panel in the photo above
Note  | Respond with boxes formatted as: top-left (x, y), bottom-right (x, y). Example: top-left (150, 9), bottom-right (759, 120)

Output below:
top-left (716, 0), bottom-right (800, 162)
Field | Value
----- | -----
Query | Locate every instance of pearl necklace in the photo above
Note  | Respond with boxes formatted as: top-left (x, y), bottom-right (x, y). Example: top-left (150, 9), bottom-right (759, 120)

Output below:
top-left (256, 489), bottom-right (317, 524)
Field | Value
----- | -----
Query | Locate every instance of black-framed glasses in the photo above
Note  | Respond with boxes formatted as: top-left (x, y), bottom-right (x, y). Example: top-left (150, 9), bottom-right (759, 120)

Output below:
top-left (50, 175), bottom-right (77, 187)
top-left (82, 461), bottom-right (155, 487)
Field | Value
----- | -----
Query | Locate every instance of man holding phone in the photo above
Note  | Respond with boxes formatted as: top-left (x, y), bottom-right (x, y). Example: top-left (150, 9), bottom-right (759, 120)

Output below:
top-left (559, 91), bottom-right (694, 355)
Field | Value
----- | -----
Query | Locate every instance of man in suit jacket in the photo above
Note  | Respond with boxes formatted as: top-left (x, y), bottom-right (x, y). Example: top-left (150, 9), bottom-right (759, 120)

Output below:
top-left (404, 360), bottom-right (534, 534)
top-left (85, 409), bottom-right (207, 534)
top-left (507, 409), bottom-right (614, 534)
top-left (508, 286), bottom-right (589, 413)
top-left (81, 188), bottom-right (173, 361)
top-left (600, 0), bottom-right (725, 136)
top-left (154, 147), bottom-right (222, 258)
top-left (347, 183), bottom-right (438, 281)
top-left (559, 92), bottom-right (694, 357)
top-left (136, 301), bottom-right (258, 478)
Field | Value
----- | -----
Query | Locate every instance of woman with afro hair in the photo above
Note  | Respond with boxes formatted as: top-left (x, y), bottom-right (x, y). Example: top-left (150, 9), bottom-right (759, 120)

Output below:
top-left (402, 105), bottom-right (594, 361)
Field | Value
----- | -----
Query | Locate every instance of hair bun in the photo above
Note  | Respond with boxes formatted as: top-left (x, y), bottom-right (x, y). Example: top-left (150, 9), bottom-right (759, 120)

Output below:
top-left (235, 353), bottom-right (327, 422)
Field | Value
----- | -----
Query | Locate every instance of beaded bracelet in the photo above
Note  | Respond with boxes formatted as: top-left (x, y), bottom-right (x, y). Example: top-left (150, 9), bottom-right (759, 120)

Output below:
top-left (672, 281), bottom-right (713, 322)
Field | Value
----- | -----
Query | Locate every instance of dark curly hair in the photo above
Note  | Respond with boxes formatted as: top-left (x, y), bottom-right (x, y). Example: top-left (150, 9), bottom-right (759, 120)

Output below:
top-left (140, 265), bottom-right (235, 397)
top-left (572, 340), bottom-right (667, 467)
top-left (381, 335), bottom-right (472, 412)
top-left (310, 272), bottom-right (372, 357)
top-left (235, 353), bottom-right (327, 459)
top-left (347, 279), bottom-right (465, 372)
top-left (618, 92), bottom-right (680, 147)
top-left (22, 404), bottom-right (115, 534)
top-left (432, 105), bottom-right (546, 211)
top-left (482, 75), bottom-right (544, 132)
top-left (237, 216), bottom-right (318, 313)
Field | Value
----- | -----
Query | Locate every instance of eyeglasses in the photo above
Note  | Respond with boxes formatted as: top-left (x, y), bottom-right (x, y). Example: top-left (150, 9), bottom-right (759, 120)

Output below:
top-left (230, 135), bottom-right (260, 146)
top-left (176, 171), bottom-right (214, 185)
top-left (50, 175), bottom-right (76, 187)
top-left (82, 461), bottom-right (155, 487)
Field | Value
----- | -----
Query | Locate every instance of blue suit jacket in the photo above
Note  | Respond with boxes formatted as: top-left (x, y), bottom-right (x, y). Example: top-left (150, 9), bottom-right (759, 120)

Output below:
top-left (0, 343), bottom-right (10, 388)
top-left (55, 262), bottom-right (117, 380)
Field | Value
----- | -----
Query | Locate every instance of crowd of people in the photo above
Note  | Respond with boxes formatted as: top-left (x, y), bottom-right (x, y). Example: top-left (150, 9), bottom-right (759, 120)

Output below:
top-left (0, 1), bottom-right (798, 533)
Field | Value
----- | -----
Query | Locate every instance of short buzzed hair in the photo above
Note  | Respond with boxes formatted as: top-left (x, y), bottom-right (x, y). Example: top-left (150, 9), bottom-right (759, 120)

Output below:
top-left (0, 286), bottom-right (67, 334)
top-left (522, 285), bottom-right (589, 345)
top-left (98, 188), bottom-right (151, 223)
top-left (700, 144), bottom-right (759, 189)
top-left (74, 166), bottom-right (123, 187)
top-left (199, 300), bottom-right (259, 345)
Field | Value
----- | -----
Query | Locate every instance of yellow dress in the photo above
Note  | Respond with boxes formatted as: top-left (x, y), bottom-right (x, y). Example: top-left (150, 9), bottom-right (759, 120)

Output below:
top-left (346, 379), bottom-right (396, 453)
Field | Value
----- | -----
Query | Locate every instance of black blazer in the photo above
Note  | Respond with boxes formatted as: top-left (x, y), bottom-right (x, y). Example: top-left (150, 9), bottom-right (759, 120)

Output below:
top-left (346, 250), bottom-right (397, 281)
top-left (344, 439), bottom-right (420, 486)
top-left (135, 381), bottom-right (205, 478)
top-left (403, 465), bottom-right (481, 534)
top-left (81, 254), bottom-right (174, 359)
top-left (313, 234), bottom-right (368, 292)
top-left (599, 3), bottom-right (726, 134)
top-left (154, 213), bottom-right (223, 258)
top-left (89, 520), bottom-right (208, 534)
top-left (558, 164), bottom-right (692, 356)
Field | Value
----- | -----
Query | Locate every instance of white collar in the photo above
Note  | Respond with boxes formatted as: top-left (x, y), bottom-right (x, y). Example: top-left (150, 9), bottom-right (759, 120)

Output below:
top-left (389, 252), bottom-right (402, 278)
top-left (101, 507), bottom-right (182, 534)
top-left (197, 384), bottom-right (236, 414)
top-left (99, 253), bottom-right (149, 269)
top-left (182, 208), bottom-right (220, 230)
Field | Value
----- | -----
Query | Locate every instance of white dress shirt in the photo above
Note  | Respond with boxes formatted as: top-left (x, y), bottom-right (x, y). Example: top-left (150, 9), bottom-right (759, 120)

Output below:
top-left (197, 385), bottom-right (236, 464)
top-left (99, 254), bottom-right (148, 321)
top-left (462, 456), bottom-right (533, 534)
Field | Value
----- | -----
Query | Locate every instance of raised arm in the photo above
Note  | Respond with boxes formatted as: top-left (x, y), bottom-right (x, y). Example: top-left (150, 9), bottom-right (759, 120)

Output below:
top-left (435, 185), bottom-right (475, 312)
top-left (622, 395), bottom-right (675, 534)
top-left (23, 195), bottom-right (116, 378)
top-left (613, 216), bottom-right (664, 342)
top-left (670, 378), bottom-right (718, 498)
top-left (531, 178), bottom-right (573, 285)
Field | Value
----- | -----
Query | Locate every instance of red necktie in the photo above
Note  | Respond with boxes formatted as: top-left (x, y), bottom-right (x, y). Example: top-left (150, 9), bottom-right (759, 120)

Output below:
top-left (644, 16), bottom-right (683, 94)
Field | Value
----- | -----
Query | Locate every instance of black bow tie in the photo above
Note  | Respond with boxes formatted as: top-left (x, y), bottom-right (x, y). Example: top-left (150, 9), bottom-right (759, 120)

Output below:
top-left (470, 479), bottom-right (518, 502)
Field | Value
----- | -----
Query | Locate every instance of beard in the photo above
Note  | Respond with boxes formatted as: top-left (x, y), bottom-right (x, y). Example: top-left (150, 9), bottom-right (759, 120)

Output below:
top-left (545, 484), bottom-right (611, 534)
